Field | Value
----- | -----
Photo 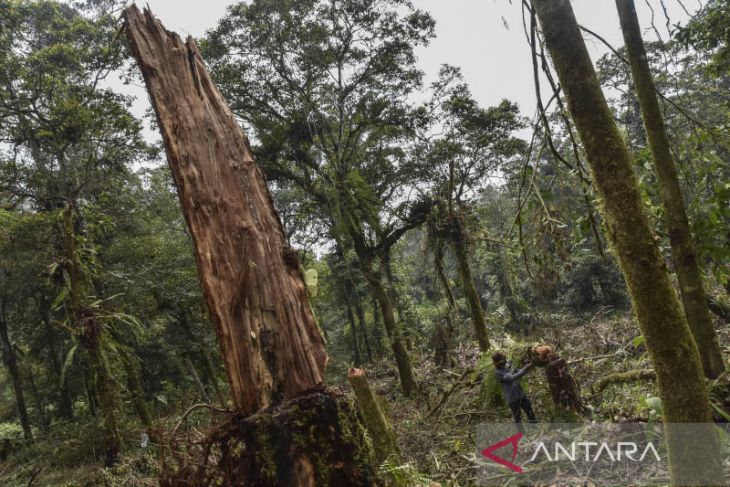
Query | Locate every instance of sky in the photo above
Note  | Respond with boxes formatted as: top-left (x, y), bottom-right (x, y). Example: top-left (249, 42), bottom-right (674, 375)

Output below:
top-left (115, 0), bottom-right (696, 143)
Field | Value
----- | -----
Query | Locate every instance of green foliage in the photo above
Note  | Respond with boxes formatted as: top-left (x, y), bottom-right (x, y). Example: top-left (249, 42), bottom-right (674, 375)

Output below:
top-left (677, 0), bottom-right (730, 75)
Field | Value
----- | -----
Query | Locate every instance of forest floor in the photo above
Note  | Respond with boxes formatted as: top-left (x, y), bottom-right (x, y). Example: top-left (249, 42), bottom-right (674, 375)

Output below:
top-left (2, 308), bottom-right (728, 486)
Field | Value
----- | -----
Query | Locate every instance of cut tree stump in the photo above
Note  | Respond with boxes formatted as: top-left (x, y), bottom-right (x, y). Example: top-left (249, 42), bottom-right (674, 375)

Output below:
top-left (161, 388), bottom-right (377, 486)
top-left (348, 368), bottom-right (401, 464)
top-left (528, 345), bottom-right (582, 411)
top-left (123, 6), bottom-right (377, 485)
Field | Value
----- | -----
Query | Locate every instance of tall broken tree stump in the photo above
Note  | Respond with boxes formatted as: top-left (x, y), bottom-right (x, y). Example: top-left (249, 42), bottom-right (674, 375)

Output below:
top-left (124, 6), bottom-right (378, 485)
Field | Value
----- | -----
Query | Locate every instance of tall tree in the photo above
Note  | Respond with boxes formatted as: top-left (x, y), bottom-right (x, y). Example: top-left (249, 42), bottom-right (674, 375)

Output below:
top-left (616, 0), bottom-right (725, 378)
top-left (416, 67), bottom-right (524, 350)
top-left (0, 299), bottom-right (32, 442)
top-left (529, 0), bottom-right (722, 484)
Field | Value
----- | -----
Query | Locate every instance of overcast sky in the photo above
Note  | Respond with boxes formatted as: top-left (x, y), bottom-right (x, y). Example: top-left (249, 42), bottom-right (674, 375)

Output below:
top-left (116, 0), bottom-right (696, 143)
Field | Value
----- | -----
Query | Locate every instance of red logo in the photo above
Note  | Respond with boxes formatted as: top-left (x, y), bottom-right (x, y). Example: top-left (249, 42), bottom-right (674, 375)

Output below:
top-left (481, 432), bottom-right (523, 473)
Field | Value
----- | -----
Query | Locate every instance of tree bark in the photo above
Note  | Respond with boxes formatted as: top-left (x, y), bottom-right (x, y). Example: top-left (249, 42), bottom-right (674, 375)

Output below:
top-left (530, 1), bottom-right (722, 483)
top-left (348, 368), bottom-right (401, 464)
top-left (451, 224), bottom-right (490, 351)
top-left (433, 243), bottom-right (455, 367)
top-left (354, 299), bottom-right (373, 363)
top-left (0, 312), bottom-right (33, 442)
top-left (616, 0), bottom-right (725, 378)
top-left (125, 7), bottom-right (377, 484)
top-left (361, 262), bottom-right (417, 396)
top-left (124, 6), bottom-right (327, 415)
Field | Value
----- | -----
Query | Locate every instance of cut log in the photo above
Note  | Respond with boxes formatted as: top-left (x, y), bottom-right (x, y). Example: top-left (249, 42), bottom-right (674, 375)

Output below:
top-left (123, 5), bottom-right (326, 416)
top-left (527, 346), bottom-right (582, 411)
top-left (348, 368), bottom-right (401, 464)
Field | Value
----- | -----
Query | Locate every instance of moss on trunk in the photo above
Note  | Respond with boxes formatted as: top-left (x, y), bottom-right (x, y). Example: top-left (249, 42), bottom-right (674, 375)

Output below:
top-left (433, 243), bottom-right (455, 367)
top-left (593, 368), bottom-right (656, 393)
top-left (530, 0), bottom-right (723, 483)
top-left (616, 0), bottom-right (725, 379)
top-left (452, 227), bottom-right (490, 351)
top-left (161, 388), bottom-right (379, 486)
top-left (361, 262), bottom-right (417, 396)
top-left (348, 368), bottom-right (401, 465)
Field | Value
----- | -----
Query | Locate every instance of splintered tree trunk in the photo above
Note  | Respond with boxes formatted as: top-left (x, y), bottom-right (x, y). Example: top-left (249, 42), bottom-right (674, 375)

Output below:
top-left (530, 1), bottom-right (722, 484)
top-left (124, 5), bottom-right (326, 416)
top-left (124, 6), bottom-right (376, 485)
top-left (616, 0), bottom-right (725, 379)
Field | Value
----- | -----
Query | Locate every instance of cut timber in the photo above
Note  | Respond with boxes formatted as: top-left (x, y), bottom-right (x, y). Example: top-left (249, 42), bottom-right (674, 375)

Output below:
top-left (348, 368), bottom-right (401, 464)
top-left (123, 6), bottom-right (326, 415)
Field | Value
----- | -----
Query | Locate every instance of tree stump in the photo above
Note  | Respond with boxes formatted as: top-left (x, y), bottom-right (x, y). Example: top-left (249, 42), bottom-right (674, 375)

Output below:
top-left (348, 368), bottom-right (401, 465)
top-left (161, 388), bottom-right (377, 486)
top-left (528, 345), bottom-right (582, 411)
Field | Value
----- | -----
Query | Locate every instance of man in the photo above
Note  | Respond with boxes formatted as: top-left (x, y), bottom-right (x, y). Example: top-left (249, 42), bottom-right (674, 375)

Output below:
top-left (492, 352), bottom-right (537, 427)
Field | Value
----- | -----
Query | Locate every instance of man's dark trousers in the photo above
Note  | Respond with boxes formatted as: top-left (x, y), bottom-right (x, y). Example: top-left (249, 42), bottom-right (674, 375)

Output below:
top-left (508, 395), bottom-right (536, 424)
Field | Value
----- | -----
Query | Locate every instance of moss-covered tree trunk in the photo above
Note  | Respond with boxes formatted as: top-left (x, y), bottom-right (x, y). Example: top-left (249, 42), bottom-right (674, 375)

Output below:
top-left (40, 302), bottom-right (73, 419)
top-left (529, 1), bottom-right (722, 483)
top-left (451, 222), bottom-right (490, 351)
top-left (433, 243), bottom-right (455, 367)
top-left (616, 0), bottom-right (725, 379)
top-left (62, 205), bottom-right (121, 463)
top-left (119, 347), bottom-right (154, 432)
top-left (0, 311), bottom-right (33, 442)
top-left (355, 300), bottom-right (374, 363)
top-left (124, 7), bottom-right (377, 484)
top-left (360, 260), bottom-right (417, 396)
top-left (85, 339), bottom-right (122, 465)
top-left (348, 368), bottom-right (401, 464)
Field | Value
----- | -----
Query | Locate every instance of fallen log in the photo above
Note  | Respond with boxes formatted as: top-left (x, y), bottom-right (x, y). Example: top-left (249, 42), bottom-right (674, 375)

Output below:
top-left (593, 369), bottom-right (656, 393)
